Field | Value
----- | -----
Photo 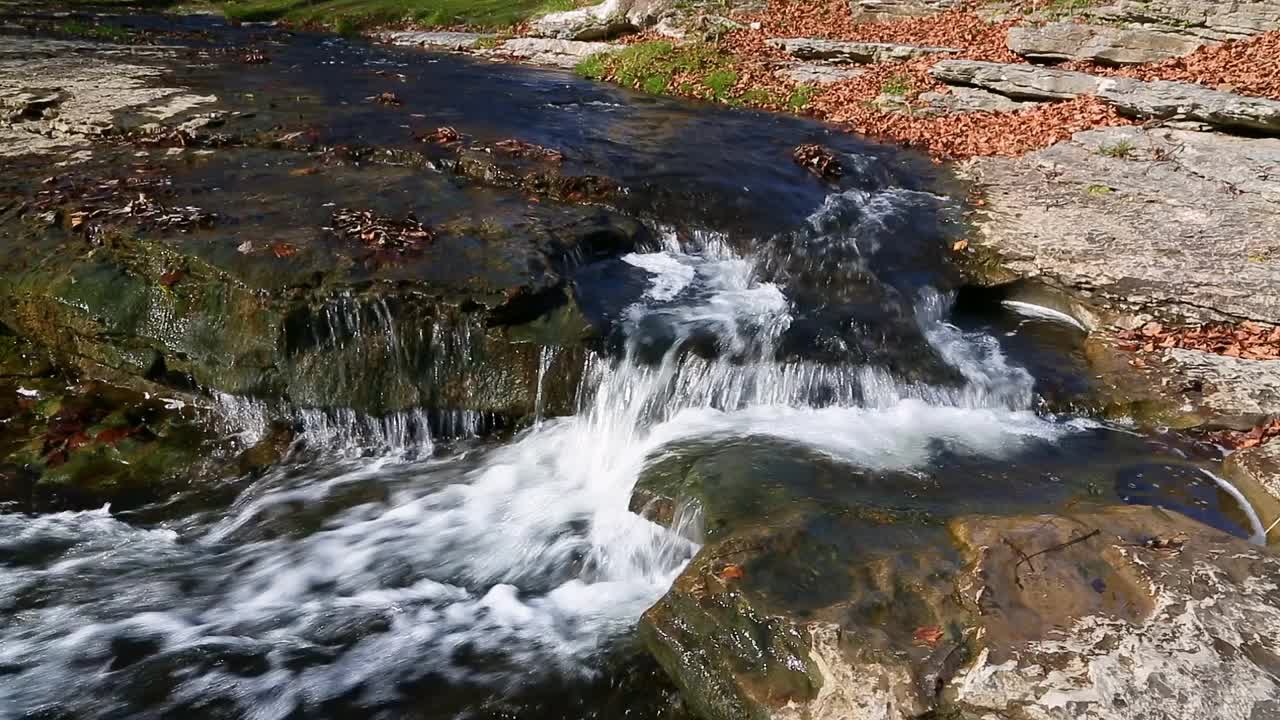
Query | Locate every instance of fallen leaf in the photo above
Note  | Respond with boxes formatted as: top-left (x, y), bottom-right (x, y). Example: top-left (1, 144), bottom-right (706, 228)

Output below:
top-left (272, 242), bottom-right (298, 258)
top-left (952, 240), bottom-right (969, 252)
top-left (913, 625), bottom-right (945, 647)
top-left (718, 564), bottom-right (745, 581)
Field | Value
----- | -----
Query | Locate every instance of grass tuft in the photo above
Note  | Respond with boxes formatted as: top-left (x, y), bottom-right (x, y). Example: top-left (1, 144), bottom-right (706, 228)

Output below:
top-left (1098, 139), bottom-right (1137, 159)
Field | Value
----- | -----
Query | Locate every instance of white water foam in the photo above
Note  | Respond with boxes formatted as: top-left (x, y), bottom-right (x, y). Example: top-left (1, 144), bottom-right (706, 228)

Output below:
top-left (0, 194), bottom-right (1096, 718)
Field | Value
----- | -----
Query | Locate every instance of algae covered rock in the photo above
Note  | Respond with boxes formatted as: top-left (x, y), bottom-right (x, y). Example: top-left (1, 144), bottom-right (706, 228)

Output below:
top-left (634, 435), bottom-right (1279, 720)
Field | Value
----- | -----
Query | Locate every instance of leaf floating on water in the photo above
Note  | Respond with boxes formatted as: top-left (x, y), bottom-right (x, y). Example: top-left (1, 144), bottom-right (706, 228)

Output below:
top-left (718, 564), bottom-right (745, 581)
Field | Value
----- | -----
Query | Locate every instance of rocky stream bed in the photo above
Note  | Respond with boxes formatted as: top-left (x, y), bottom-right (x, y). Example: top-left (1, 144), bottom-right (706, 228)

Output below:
top-left (2, 6), bottom-right (1280, 720)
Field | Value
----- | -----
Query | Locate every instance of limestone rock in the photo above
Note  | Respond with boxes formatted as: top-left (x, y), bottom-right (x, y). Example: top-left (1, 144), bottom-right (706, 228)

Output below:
top-left (919, 86), bottom-right (1040, 114)
top-left (963, 126), bottom-right (1280, 325)
top-left (380, 31), bottom-right (493, 51)
top-left (493, 38), bottom-right (620, 69)
top-left (768, 37), bottom-right (960, 64)
top-left (947, 508), bottom-right (1280, 719)
top-left (932, 60), bottom-right (1280, 134)
top-left (1164, 348), bottom-right (1280, 418)
top-left (1225, 442), bottom-right (1280, 546)
top-left (1007, 21), bottom-right (1205, 65)
top-left (1086, 0), bottom-right (1280, 42)
top-left (529, 0), bottom-right (672, 41)
top-left (929, 59), bottom-right (1103, 100)
top-left (775, 62), bottom-right (862, 86)
top-left (0, 39), bottom-right (215, 157)
top-left (1098, 77), bottom-right (1280, 134)
top-left (642, 498), bottom-right (1280, 719)
top-left (849, 0), bottom-right (963, 20)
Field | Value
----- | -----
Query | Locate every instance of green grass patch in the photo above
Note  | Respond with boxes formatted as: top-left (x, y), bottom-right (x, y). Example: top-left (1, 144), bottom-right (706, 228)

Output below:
top-left (1098, 139), bottom-right (1136, 159)
top-left (49, 20), bottom-right (134, 42)
top-left (221, 0), bottom-right (568, 31)
top-left (787, 84), bottom-right (816, 112)
top-left (1085, 184), bottom-right (1113, 196)
top-left (880, 74), bottom-right (912, 97)
top-left (575, 41), bottom-right (741, 102)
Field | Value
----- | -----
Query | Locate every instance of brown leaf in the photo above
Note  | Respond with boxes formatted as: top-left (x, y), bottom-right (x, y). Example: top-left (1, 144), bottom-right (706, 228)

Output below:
top-left (94, 426), bottom-right (136, 445)
top-left (718, 564), bottom-right (745, 581)
top-left (159, 269), bottom-right (186, 287)
top-left (272, 242), bottom-right (298, 258)
top-left (952, 240), bottom-right (969, 252)
top-left (913, 625), bottom-right (945, 647)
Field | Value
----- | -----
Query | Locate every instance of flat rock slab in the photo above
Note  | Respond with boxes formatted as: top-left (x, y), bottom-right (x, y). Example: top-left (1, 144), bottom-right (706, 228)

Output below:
top-left (964, 126), bottom-right (1280, 324)
top-left (948, 508), bottom-right (1280, 719)
top-left (0, 40), bottom-right (215, 158)
top-left (774, 61), bottom-right (862, 85)
top-left (1098, 77), bottom-right (1280, 134)
top-left (849, 0), bottom-right (963, 20)
top-left (491, 38), bottom-right (620, 69)
top-left (1008, 21), bottom-right (1205, 65)
top-left (381, 31), bottom-right (493, 51)
top-left (767, 37), bottom-right (960, 64)
top-left (1166, 348), bottom-right (1280, 418)
top-left (931, 60), bottom-right (1280, 134)
top-left (919, 85), bottom-right (1040, 114)
top-left (930, 59), bottom-right (1104, 100)
top-left (1087, 0), bottom-right (1280, 42)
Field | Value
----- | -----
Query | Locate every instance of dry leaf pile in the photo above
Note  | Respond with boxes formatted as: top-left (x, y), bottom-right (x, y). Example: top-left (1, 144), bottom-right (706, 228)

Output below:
top-left (1116, 321), bottom-right (1280, 360)
top-left (1075, 31), bottom-right (1280, 101)
top-left (33, 172), bottom-right (215, 236)
top-left (330, 208), bottom-right (434, 251)
top-left (1210, 419), bottom-right (1280, 450)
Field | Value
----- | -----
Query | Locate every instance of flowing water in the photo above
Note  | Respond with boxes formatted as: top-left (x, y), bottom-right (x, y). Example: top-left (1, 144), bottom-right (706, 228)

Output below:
top-left (0, 12), bottom-right (1261, 720)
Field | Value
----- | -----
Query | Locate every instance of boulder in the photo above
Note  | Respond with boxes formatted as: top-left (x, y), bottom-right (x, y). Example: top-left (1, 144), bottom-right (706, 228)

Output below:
top-left (848, 0), bottom-right (964, 20)
top-left (929, 59), bottom-right (1103, 100)
top-left (380, 31), bottom-right (494, 51)
top-left (494, 37), bottom-right (621, 69)
top-left (1098, 77), bottom-right (1280, 134)
top-left (529, 0), bottom-right (673, 41)
top-left (774, 62), bottom-right (862, 86)
top-left (963, 126), bottom-right (1280, 326)
top-left (1007, 21), bottom-right (1205, 65)
top-left (767, 37), bottom-right (960, 64)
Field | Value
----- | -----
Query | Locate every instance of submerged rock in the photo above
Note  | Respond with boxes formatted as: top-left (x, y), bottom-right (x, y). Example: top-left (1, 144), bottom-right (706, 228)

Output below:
top-left (641, 488), bottom-right (1280, 719)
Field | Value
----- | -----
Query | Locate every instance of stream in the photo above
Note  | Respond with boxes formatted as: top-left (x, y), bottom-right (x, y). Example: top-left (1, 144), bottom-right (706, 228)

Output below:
top-left (0, 11), bottom-right (1262, 720)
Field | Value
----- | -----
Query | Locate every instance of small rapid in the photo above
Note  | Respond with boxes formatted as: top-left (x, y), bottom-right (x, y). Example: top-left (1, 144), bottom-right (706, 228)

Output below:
top-left (0, 203), bottom-right (1092, 719)
top-left (0, 22), bottom-right (1260, 717)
